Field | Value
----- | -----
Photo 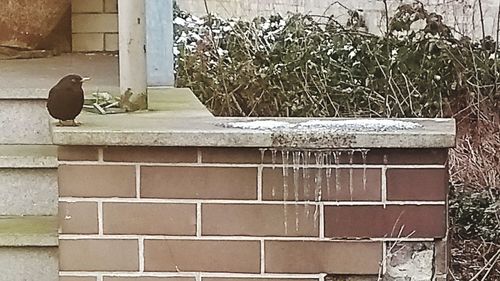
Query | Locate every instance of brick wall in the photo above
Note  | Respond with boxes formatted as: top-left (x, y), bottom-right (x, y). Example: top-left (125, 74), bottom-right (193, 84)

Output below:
top-left (58, 146), bottom-right (449, 280)
top-left (72, 0), bottom-right (118, 52)
top-left (70, 0), bottom-right (497, 52)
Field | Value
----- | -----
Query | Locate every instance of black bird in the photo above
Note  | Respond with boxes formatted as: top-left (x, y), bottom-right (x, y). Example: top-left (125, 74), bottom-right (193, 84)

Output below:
top-left (47, 74), bottom-right (90, 126)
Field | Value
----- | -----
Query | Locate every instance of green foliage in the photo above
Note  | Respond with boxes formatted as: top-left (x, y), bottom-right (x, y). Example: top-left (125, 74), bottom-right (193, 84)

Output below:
top-left (174, 3), bottom-right (500, 118)
top-left (449, 185), bottom-right (499, 243)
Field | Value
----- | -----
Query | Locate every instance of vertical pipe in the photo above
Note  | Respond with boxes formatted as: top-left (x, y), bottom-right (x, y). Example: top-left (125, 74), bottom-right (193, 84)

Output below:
top-left (145, 0), bottom-right (175, 87)
top-left (118, 0), bottom-right (147, 95)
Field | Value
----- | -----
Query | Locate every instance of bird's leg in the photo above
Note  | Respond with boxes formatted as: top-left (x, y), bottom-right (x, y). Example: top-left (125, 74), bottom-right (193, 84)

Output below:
top-left (56, 120), bottom-right (64, 127)
top-left (70, 120), bottom-right (82, 126)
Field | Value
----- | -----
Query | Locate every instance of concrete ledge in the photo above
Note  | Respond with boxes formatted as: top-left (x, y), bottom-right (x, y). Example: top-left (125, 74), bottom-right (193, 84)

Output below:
top-left (148, 87), bottom-right (213, 117)
top-left (0, 145), bottom-right (57, 168)
top-left (52, 113), bottom-right (456, 148)
top-left (0, 216), bottom-right (58, 246)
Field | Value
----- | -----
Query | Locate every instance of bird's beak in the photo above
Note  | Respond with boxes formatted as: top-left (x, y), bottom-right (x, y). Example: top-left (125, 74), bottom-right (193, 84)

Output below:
top-left (80, 77), bottom-right (91, 83)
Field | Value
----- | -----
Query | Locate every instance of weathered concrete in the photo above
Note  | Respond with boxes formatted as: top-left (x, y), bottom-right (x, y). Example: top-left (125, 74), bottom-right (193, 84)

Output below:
top-left (0, 100), bottom-right (52, 144)
top-left (385, 242), bottom-right (435, 281)
top-left (0, 169), bottom-right (57, 216)
top-left (147, 87), bottom-right (213, 117)
top-left (0, 216), bottom-right (58, 246)
top-left (51, 110), bottom-right (456, 148)
top-left (0, 145), bottom-right (57, 168)
top-left (0, 247), bottom-right (58, 281)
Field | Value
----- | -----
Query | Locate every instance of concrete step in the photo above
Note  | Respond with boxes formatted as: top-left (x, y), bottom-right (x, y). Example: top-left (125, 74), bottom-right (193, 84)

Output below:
top-left (0, 145), bottom-right (58, 281)
top-left (0, 145), bottom-right (58, 244)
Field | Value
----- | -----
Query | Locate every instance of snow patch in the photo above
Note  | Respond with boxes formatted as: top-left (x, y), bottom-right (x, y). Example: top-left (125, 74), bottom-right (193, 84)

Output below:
top-left (223, 119), bottom-right (422, 132)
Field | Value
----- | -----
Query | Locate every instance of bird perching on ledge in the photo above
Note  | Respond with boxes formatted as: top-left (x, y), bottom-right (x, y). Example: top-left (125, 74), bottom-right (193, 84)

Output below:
top-left (47, 74), bottom-right (90, 126)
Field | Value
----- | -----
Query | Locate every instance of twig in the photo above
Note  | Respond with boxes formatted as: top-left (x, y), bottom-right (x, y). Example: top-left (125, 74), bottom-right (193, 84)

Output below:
top-left (382, 0), bottom-right (390, 36)
top-left (478, 0), bottom-right (486, 40)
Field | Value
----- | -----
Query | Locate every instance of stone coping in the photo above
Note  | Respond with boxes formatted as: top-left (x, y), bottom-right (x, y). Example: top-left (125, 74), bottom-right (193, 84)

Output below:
top-left (0, 145), bottom-right (58, 168)
top-left (52, 111), bottom-right (455, 148)
top-left (51, 88), bottom-right (455, 148)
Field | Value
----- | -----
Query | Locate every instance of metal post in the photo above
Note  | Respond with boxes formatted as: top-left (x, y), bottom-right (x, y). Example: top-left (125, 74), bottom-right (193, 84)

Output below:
top-left (118, 0), bottom-right (147, 95)
top-left (145, 0), bottom-right (175, 87)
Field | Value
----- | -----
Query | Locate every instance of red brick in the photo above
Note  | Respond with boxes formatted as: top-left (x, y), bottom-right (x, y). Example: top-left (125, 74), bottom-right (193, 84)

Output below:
top-left (262, 168), bottom-right (381, 201)
top-left (387, 168), bottom-right (447, 201)
top-left (59, 165), bottom-right (136, 197)
top-left (103, 203), bottom-right (196, 235)
top-left (265, 241), bottom-right (382, 274)
top-left (141, 166), bottom-right (257, 199)
top-left (58, 146), bottom-right (99, 161)
top-left (59, 202), bottom-right (98, 234)
top-left (202, 204), bottom-right (318, 236)
top-left (60, 277), bottom-right (96, 281)
top-left (103, 147), bottom-right (197, 163)
top-left (59, 239), bottom-right (138, 271)
top-left (324, 205), bottom-right (446, 238)
top-left (103, 277), bottom-right (196, 281)
top-left (144, 240), bottom-right (260, 273)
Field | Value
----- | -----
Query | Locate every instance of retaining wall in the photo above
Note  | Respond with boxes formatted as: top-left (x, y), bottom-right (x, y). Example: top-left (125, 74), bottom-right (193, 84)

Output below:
top-left (53, 89), bottom-right (455, 280)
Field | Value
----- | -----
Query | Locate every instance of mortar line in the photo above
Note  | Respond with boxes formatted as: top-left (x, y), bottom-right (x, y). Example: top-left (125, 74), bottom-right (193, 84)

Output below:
top-left (381, 166), bottom-right (387, 208)
top-left (97, 273), bottom-right (103, 281)
top-left (59, 234), bottom-right (434, 242)
top-left (139, 237), bottom-right (145, 272)
top-left (62, 271), bottom-right (322, 278)
top-left (135, 164), bottom-right (141, 199)
top-left (319, 203), bottom-right (325, 239)
top-left (195, 272), bottom-right (201, 281)
top-left (98, 200), bottom-right (103, 235)
top-left (196, 203), bottom-right (202, 237)
top-left (260, 238), bottom-right (265, 274)
top-left (58, 161), bottom-right (446, 169)
top-left (59, 197), bottom-right (445, 206)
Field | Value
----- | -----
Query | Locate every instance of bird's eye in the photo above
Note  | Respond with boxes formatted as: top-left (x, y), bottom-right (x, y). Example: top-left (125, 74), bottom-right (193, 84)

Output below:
top-left (71, 78), bottom-right (77, 83)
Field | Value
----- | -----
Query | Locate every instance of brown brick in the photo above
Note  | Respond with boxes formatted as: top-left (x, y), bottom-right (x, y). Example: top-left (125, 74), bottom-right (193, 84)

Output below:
top-left (104, 0), bottom-right (118, 13)
top-left (72, 33), bottom-right (105, 52)
top-left (374, 149), bottom-right (448, 165)
top-left (141, 166), bottom-right (257, 199)
top-left (204, 279), bottom-right (317, 281)
top-left (59, 239), bottom-right (138, 271)
top-left (103, 276), bottom-right (196, 281)
top-left (105, 33), bottom-right (119, 51)
top-left (202, 204), bottom-right (318, 236)
top-left (59, 202), bottom-right (98, 234)
top-left (387, 168), bottom-right (447, 201)
top-left (72, 0), bottom-right (103, 13)
top-left (59, 165), bottom-right (135, 197)
top-left (201, 148), bottom-right (262, 163)
top-left (58, 146), bottom-right (99, 161)
top-left (103, 203), bottom-right (196, 235)
top-left (324, 205), bottom-right (446, 238)
top-left (60, 277), bottom-right (96, 281)
top-left (144, 240), bottom-right (260, 273)
top-left (262, 168), bottom-right (381, 201)
top-left (265, 241), bottom-right (382, 274)
top-left (72, 14), bottom-right (118, 33)
top-left (104, 147), bottom-right (197, 163)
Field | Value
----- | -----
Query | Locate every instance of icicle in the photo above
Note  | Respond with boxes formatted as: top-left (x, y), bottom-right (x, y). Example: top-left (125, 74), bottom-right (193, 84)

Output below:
top-left (271, 148), bottom-right (277, 197)
top-left (259, 148), bottom-right (267, 164)
top-left (281, 149), bottom-right (289, 234)
top-left (313, 151), bottom-right (324, 227)
top-left (334, 150), bottom-right (341, 193)
top-left (361, 149), bottom-right (369, 191)
top-left (292, 150), bottom-right (301, 232)
top-left (348, 150), bottom-right (354, 200)
top-left (326, 152), bottom-right (332, 199)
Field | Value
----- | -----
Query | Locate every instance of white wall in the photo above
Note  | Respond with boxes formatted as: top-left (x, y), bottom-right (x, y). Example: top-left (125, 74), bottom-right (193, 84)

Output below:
top-left (177, 0), bottom-right (500, 38)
